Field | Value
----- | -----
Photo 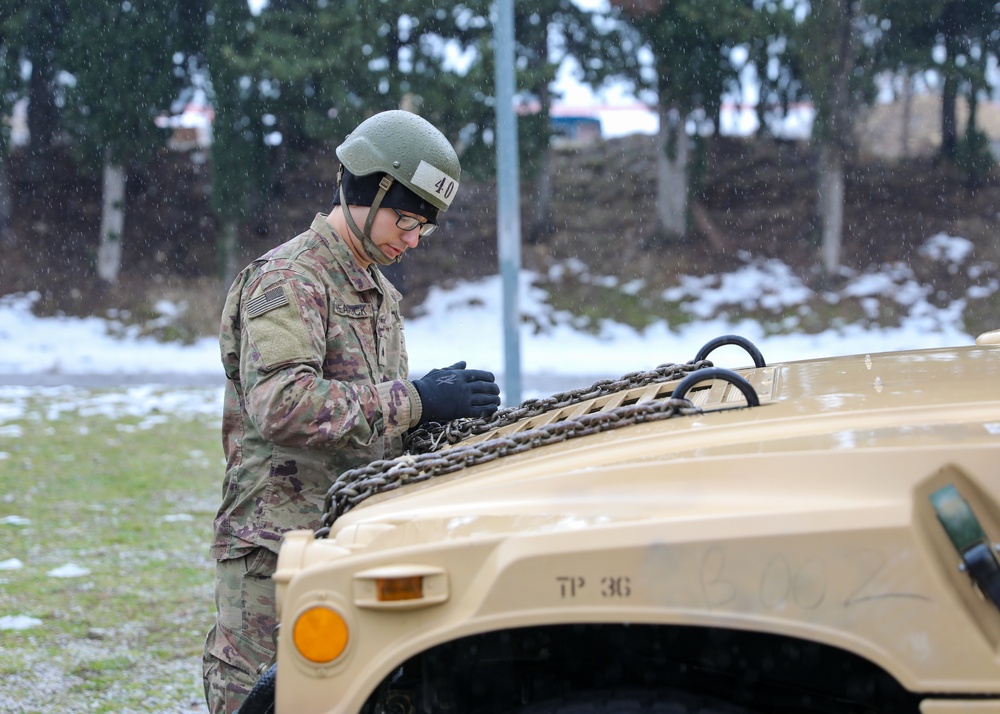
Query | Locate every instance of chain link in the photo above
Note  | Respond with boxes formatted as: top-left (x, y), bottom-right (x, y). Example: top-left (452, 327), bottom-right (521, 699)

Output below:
top-left (403, 359), bottom-right (714, 453)
top-left (316, 360), bottom-right (713, 534)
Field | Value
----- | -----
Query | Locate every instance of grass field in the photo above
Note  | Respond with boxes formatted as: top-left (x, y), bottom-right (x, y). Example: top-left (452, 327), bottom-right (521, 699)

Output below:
top-left (0, 386), bottom-right (224, 713)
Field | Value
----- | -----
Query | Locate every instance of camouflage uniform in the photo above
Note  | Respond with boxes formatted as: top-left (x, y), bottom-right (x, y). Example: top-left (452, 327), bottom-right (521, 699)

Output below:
top-left (203, 213), bottom-right (421, 714)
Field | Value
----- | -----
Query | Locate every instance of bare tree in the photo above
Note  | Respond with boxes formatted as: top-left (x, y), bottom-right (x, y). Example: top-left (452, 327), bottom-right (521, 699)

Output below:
top-left (796, 0), bottom-right (864, 275)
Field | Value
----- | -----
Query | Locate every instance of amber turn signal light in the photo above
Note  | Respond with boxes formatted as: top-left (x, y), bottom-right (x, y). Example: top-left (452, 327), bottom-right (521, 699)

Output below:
top-left (292, 605), bottom-right (349, 663)
top-left (353, 565), bottom-right (448, 609)
top-left (376, 575), bottom-right (424, 602)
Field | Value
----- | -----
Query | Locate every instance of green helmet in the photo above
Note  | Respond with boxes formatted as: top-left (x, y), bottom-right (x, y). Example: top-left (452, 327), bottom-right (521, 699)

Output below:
top-left (335, 110), bottom-right (461, 266)
top-left (337, 110), bottom-right (461, 213)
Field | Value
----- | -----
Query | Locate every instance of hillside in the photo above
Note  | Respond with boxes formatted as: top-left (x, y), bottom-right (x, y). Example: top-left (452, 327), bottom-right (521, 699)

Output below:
top-left (1, 134), bottom-right (998, 340)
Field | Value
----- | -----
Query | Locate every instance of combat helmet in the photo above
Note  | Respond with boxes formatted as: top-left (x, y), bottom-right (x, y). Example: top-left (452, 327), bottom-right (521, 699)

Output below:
top-left (335, 110), bottom-right (461, 265)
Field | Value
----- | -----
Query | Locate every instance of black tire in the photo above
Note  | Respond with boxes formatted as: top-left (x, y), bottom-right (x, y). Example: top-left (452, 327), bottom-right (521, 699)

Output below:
top-left (502, 688), bottom-right (756, 714)
top-left (237, 664), bottom-right (276, 714)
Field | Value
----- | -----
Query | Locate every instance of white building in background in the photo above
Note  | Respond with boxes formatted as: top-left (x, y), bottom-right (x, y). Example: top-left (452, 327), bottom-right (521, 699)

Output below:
top-left (549, 100), bottom-right (815, 140)
top-left (154, 88), bottom-right (214, 151)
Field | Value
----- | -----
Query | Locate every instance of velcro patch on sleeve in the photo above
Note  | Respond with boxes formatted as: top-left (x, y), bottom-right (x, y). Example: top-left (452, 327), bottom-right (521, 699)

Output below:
top-left (244, 282), bottom-right (317, 371)
top-left (411, 160), bottom-right (459, 208)
top-left (245, 286), bottom-right (289, 319)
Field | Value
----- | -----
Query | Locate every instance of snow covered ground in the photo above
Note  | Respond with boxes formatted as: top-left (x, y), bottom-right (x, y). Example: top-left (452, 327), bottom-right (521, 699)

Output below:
top-left (0, 231), bottom-right (987, 423)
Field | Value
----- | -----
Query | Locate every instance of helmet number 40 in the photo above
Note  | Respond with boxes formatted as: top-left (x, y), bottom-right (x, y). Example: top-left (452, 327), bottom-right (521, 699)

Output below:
top-left (412, 160), bottom-right (460, 209)
top-left (435, 177), bottom-right (456, 200)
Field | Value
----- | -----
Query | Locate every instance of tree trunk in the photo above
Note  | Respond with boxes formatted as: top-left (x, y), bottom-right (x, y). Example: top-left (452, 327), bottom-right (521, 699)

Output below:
top-left (528, 146), bottom-right (554, 244)
top-left (24, 0), bottom-right (67, 186)
top-left (941, 71), bottom-right (958, 160)
top-left (218, 218), bottom-right (241, 287)
top-left (900, 73), bottom-right (912, 158)
top-left (0, 153), bottom-right (12, 246)
top-left (813, 0), bottom-right (859, 276)
top-left (656, 104), bottom-right (689, 241)
top-left (97, 162), bottom-right (126, 285)
top-left (527, 37), bottom-right (554, 245)
top-left (965, 84), bottom-right (979, 138)
top-left (818, 144), bottom-right (844, 274)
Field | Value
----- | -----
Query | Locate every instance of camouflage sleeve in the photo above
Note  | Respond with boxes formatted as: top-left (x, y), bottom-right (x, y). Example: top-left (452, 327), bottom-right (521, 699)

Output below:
top-left (239, 271), bottom-right (417, 449)
top-left (398, 311), bottom-right (410, 379)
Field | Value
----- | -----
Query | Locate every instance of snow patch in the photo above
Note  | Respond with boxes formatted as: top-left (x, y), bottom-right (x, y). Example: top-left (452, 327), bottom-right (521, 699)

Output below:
top-left (47, 564), bottom-right (91, 578)
top-left (162, 514), bottom-right (194, 523)
top-left (920, 233), bottom-right (973, 264)
top-left (0, 615), bottom-right (42, 631)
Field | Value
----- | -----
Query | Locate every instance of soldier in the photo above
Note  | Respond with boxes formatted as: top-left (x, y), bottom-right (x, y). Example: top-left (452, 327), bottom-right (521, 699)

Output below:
top-left (202, 110), bottom-right (501, 714)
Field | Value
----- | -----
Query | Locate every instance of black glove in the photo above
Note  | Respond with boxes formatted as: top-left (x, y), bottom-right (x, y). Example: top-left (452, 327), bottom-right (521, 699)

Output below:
top-left (411, 361), bottom-right (501, 424)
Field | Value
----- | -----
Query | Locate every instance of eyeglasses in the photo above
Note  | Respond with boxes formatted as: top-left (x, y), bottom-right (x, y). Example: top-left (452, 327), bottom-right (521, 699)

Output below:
top-left (392, 208), bottom-right (438, 237)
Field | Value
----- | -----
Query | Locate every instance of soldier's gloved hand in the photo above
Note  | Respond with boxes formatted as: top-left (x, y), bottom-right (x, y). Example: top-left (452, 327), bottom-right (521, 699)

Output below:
top-left (411, 361), bottom-right (501, 424)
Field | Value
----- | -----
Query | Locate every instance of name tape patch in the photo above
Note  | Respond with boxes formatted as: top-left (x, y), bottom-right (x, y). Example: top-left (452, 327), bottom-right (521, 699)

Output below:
top-left (245, 286), bottom-right (289, 319)
top-left (411, 160), bottom-right (459, 208)
top-left (334, 301), bottom-right (370, 318)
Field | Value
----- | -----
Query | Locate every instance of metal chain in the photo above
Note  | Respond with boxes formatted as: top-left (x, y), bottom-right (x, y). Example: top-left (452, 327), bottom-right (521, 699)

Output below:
top-left (403, 359), bottom-right (713, 453)
top-left (316, 360), bottom-right (712, 534)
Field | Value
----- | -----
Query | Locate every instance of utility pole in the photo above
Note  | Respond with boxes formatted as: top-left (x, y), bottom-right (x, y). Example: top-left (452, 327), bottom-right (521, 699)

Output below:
top-left (493, 0), bottom-right (523, 405)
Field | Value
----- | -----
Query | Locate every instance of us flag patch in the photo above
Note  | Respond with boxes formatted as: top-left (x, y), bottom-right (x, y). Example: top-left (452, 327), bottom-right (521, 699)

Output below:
top-left (245, 286), bottom-right (289, 318)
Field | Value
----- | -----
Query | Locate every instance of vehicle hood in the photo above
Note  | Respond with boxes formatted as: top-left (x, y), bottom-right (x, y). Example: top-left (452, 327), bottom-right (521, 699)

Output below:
top-left (330, 345), bottom-right (1000, 548)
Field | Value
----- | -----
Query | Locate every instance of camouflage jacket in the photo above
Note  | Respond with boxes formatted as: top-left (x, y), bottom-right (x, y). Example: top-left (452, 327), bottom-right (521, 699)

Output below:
top-left (211, 213), bottom-right (421, 559)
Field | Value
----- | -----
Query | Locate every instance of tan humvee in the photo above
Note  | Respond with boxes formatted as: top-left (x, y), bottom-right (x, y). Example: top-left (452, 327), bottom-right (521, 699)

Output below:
top-left (258, 334), bottom-right (1000, 714)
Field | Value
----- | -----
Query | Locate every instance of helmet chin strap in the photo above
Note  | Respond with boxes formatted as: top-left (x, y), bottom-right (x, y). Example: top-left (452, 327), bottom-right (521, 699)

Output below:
top-left (338, 170), bottom-right (399, 266)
